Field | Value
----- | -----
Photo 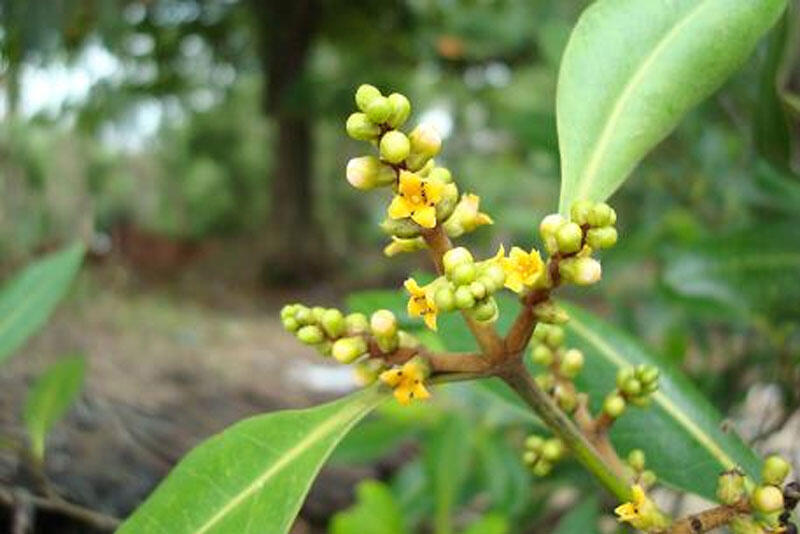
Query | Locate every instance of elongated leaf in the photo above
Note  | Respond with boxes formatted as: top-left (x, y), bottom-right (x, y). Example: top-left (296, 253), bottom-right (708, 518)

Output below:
top-left (424, 414), bottom-right (472, 534)
top-left (119, 387), bottom-right (386, 534)
top-left (330, 480), bottom-right (406, 534)
top-left (0, 242), bottom-right (84, 365)
top-left (23, 355), bottom-right (86, 461)
top-left (462, 514), bottom-right (509, 534)
top-left (563, 303), bottom-right (760, 499)
top-left (557, 0), bottom-right (787, 212)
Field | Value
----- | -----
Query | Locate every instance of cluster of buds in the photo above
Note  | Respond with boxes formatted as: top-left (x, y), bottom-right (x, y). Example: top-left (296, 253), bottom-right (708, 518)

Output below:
top-left (522, 434), bottom-right (566, 477)
top-left (538, 200), bottom-right (618, 287)
top-left (530, 324), bottom-right (583, 413)
top-left (625, 449), bottom-right (657, 489)
top-left (345, 84), bottom-right (492, 252)
top-left (602, 365), bottom-right (660, 419)
top-left (719, 455), bottom-right (798, 533)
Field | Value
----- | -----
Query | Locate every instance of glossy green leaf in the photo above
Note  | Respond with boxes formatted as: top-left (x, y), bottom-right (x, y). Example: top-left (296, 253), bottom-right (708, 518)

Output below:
top-left (662, 224), bottom-right (800, 320)
top-left (563, 303), bottom-right (760, 499)
top-left (553, 497), bottom-right (600, 534)
top-left (557, 0), bottom-right (787, 213)
top-left (23, 355), bottom-right (86, 461)
top-left (330, 480), bottom-right (406, 534)
top-left (118, 387), bottom-right (386, 534)
top-left (424, 414), bottom-right (472, 534)
top-left (0, 242), bottom-right (84, 365)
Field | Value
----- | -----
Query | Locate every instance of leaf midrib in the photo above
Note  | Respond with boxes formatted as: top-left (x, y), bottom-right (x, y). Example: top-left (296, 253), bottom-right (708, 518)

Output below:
top-left (573, 0), bottom-right (711, 201)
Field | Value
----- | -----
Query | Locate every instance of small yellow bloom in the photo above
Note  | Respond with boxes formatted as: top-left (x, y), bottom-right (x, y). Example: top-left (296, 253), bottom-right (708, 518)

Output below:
top-left (387, 170), bottom-right (444, 229)
top-left (404, 278), bottom-right (438, 330)
top-left (379, 357), bottom-right (431, 405)
top-left (614, 485), bottom-right (670, 531)
top-left (500, 246), bottom-right (545, 293)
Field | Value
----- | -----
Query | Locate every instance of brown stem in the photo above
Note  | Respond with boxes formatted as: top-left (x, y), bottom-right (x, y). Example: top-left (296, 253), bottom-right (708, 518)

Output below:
top-left (0, 485), bottom-right (120, 532)
top-left (664, 500), bottom-right (749, 534)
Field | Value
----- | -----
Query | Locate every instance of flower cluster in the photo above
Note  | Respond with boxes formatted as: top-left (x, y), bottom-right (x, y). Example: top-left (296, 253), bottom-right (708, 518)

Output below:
top-left (624, 449), bottom-right (657, 489)
top-left (521, 434), bottom-right (566, 477)
top-left (602, 364), bottom-right (661, 419)
top-left (530, 324), bottom-right (583, 413)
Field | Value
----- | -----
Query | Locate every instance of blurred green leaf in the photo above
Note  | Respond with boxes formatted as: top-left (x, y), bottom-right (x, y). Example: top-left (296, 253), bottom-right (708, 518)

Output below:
top-left (425, 414), bottom-right (472, 534)
top-left (23, 355), bottom-right (86, 461)
top-left (662, 223), bottom-right (800, 320)
top-left (462, 513), bottom-right (509, 534)
top-left (552, 497), bottom-right (600, 534)
top-left (557, 0), bottom-right (787, 212)
top-left (564, 303), bottom-right (761, 499)
top-left (119, 387), bottom-right (386, 534)
top-left (475, 431), bottom-right (531, 517)
top-left (330, 480), bottom-right (406, 534)
top-left (0, 242), bottom-right (84, 365)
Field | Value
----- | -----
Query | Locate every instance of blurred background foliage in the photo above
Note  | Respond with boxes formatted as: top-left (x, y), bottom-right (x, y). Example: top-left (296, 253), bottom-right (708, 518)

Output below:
top-left (0, 0), bottom-right (799, 532)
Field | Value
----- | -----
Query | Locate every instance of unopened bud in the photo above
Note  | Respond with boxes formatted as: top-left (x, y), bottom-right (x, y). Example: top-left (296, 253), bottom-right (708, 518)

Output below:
top-left (379, 130), bottom-right (411, 164)
top-left (570, 200), bottom-right (594, 225)
top-left (481, 264), bottom-right (506, 292)
top-left (435, 182), bottom-right (460, 222)
top-left (627, 449), bottom-right (646, 472)
top-left (586, 227), bottom-right (618, 249)
top-left (280, 304), bottom-right (299, 320)
top-left (522, 450), bottom-right (539, 466)
top-left (355, 84), bottom-right (382, 112)
top-left (434, 286), bottom-right (456, 312)
top-left (525, 435), bottom-right (544, 451)
top-left (587, 203), bottom-right (616, 227)
top-left (442, 247), bottom-right (474, 274)
top-left (294, 305), bottom-right (313, 325)
top-left (346, 112), bottom-right (381, 141)
top-left (762, 455), bottom-right (791, 486)
top-left (454, 286), bottom-right (475, 310)
top-left (640, 470), bottom-right (657, 488)
top-left (469, 281), bottom-right (487, 300)
top-left (541, 438), bottom-right (566, 462)
top-left (555, 222), bottom-right (584, 254)
top-left (717, 470), bottom-right (746, 505)
top-left (752, 485), bottom-right (784, 514)
top-left (282, 316), bottom-right (299, 332)
top-left (428, 166), bottom-right (452, 183)
top-left (407, 124), bottom-right (442, 170)
top-left (621, 377), bottom-right (642, 397)
top-left (604, 393), bottom-right (626, 418)
top-left (617, 367), bottom-right (635, 389)
top-left (560, 349), bottom-right (584, 378)
top-left (297, 325), bottom-right (325, 345)
top-left (397, 331), bottom-right (419, 349)
top-left (532, 460), bottom-right (553, 477)
top-left (535, 373), bottom-right (555, 391)
top-left (546, 325), bottom-right (565, 347)
top-left (539, 214), bottom-right (566, 254)
top-left (384, 236), bottom-right (426, 257)
top-left (365, 95), bottom-right (392, 123)
top-left (451, 263), bottom-right (476, 286)
top-left (386, 92), bottom-right (411, 128)
top-left (345, 313), bottom-right (370, 335)
top-left (353, 359), bottom-right (385, 386)
top-left (559, 257), bottom-right (602, 286)
top-left (321, 309), bottom-right (345, 338)
top-left (555, 385), bottom-right (578, 413)
top-left (472, 298), bottom-right (498, 322)
top-left (332, 336), bottom-right (368, 364)
top-left (637, 365), bottom-right (660, 385)
top-left (532, 300), bottom-right (569, 325)
top-left (370, 309), bottom-right (398, 339)
top-left (311, 307), bottom-right (327, 322)
top-left (532, 345), bottom-right (554, 366)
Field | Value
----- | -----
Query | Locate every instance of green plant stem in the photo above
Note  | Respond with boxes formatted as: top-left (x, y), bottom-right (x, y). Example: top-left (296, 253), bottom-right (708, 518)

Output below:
top-left (497, 361), bottom-right (632, 501)
top-left (664, 500), bottom-right (749, 534)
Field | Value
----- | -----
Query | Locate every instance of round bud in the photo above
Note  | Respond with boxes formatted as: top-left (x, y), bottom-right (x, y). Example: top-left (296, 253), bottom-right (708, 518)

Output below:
top-left (752, 485), bottom-right (784, 514)
top-left (454, 285), bottom-right (476, 310)
top-left (428, 166), bottom-right (452, 183)
top-left (717, 470), bottom-right (746, 505)
top-left (332, 336), bottom-right (368, 364)
top-left (370, 309), bottom-right (398, 339)
top-left (533, 323), bottom-right (551, 342)
top-left (469, 281), bottom-right (487, 300)
top-left (541, 438), bottom-right (565, 462)
top-left (762, 455), bottom-right (791, 486)
top-left (365, 96), bottom-right (391, 123)
top-left (522, 450), bottom-right (539, 466)
top-left (355, 84), bottom-right (382, 111)
top-left (409, 124), bottom-right (442, 158)
top-left (442, 247), bottom-right (474, 274)
top-left (546, 326), bottom-right (565, 347)
top-left (282, 316), bottom-right (299, 332)
top-left (532, 301), bottom-right (570, 325)
top-left (555, 386), bottom-right (578, 413)
top-left (627, 449), bottom-right (646, 472)
top-left (483, 263), bottom-right (506, 291)
top-left (555, 222), bottom-right (584, 254)
top-left (311, 307), bottom-right (326, 322)
top-left (532, 460), bottom-right (553, 477)
top-left (525, 435), bottom-right (545, 451)
top-left (297, 325), bottom-right (325, 345)
top-left (346, 156), bottom-right (390, 190)
top-left (434, 286), bottom-right (456, 312)
top-left (321, 309), bottom-right (345, 338)
top-left (379, 130), bottom-right (411, 164)
top-left (451, 263), bottom-right (477, 286)
top-left (585, 227), bottom-right (618, 250)
top-left (560, 349), bottom-right (584, 378)
top-left (539, 213), bottom-right (567, 254)
top-left (397, 331), bottom-right (419, 349)
top-left (559, 257), bottom-right (602, 286)
top-left (616, 367), bottom-right (635, 389)
top-left (640, 470), bottom-right (657, 488)
top-left (535, 373), bottom-right (555, 391)
top-left (294, 305), bottom-right (313, 325)
top-left (346, 112), bottom-right (381, 141)
top-left (621, 377), bottom-right (642, 397)
top-left (570, 200), bottom-right (594, 225)
top-left (280, 304), bottom-right (298, 320)
top-left (587, 203), bottom-right (616, 227)
top-left (603, 393), bottom-right (627, 418)
top-left (638, 366), bottom-right (660, 385)
top-left (472, 298), bottom-right (498, 322)
top-left (386, 92), bottom-right (411, 128)
top-left (532, 345), bottom-right (554, 366)
top-left (345, 313), bottom-right (370, 335)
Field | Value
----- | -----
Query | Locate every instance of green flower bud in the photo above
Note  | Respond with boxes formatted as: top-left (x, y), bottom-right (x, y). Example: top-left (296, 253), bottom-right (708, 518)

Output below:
top-left (345, 313), bottom-right (370, 335)
top-left (346, 156), bottom-right (395, 190)
top-left (539, 213), bottom-right (567, 254)
top-left (428, 166), bottom-right (452, 183)
top-left (417, 158), bottom-right (435, 177)
top-left (443, 247), bottom-right (474, 274)
top-left (379, 130), bottom-right (411, 164)
top-left (346, 112), bottom-right (381, 141)
top-left (386, 92), bottom-right (411, 128)
top-left (627, 449), bottom-right (646, 471)
top-left (621, 377), bottom-right (643, 397)
top-left (640, 470), bottom-right (657, 488)
top-left (482, 263), bottom-right (506, 291)
top-left (604, 393), bottom-right (626, 418)
top-left (546, 326), bottom-right (565, 347)
top-left (398, 331), bottom-right (419, 349)
top-left (407, 124), bottom-right (442, 170)
top-left (454, 285), bottom-right (475, 310)
top-left (522, 450), bottom-right (539, 466)
top-left (384, 236), bottom-right (426, 257)
top-left (532, 345), bottom-right (554, 366)
top-left (311, 306), bottom-right (327, 322)
top-left (435, 182), bottom-right (460, 222)
top-left (355, 84), bottom-right (382, 112)
top-left (469, 281), bottom-right (487, 300)
top-left (321, 309), bottom-right (345, 338)
top-left (629, 396), bottom-right (652, 408)
top-left (752, 485), bottom-right (785, 514)
top-left (717, 470), bottom-right (746, 505)
top-left (525, 435), bottom-right (544, 451)
top-left (535, 373), bottom-right (555, 391)
top-left (295, 305), bottom-right (313, 325)
top-left (555, 385), bottom-right (578, 413)
top-left (451, 263), bottom-right (476, 286)
top-left (472, 298), bottom-right (498, 322)
top-left (297, 325), bottom-right (325, 345)
top-left (376, 335), bottom-right (398, 354)
top-left (532, 301), bottom-right (570, 325)
top-left (533, 323), bottom-right (551, 342)
top-left (762, 455), bottom-right (791, 486)
top-left (332, 336), bottom-right (368, 364)
top-left (282, 316), bottom-right (300, 332)
top-left (542, 438), bottom-right (566, 462)
top-left (586, 227), bottom-right (618, 250)
top-left (280, 304), bottom-right (299, 320)
top-left (315, 341), bottom-right (333, 356)
top-left (570, 200), bottom-right (594, 225)
top-left (637, 365), bottom-right (660, 385)
top-left (365, 95), bottom-right (392, 123)
top-left (555, 221), bottom-right (584, 254)
top-left (434, 286), bottom-right (456, 312)
top-left (559, 257), bottom-right (602, 286)
top-left (354, 359), bottom-right (385, 386)
top-left (587, 203), bottom-right (616, 227)
top-left (381, 216), bottom-right (421, 238)
top-left (560, 348), bottom-right (584, 378)
top-left (532, 460), bottom-right (553, 477)
top-left (370, 309), bottom-right (398, 339)
top-left (616, 367), bottom-right (635, 389)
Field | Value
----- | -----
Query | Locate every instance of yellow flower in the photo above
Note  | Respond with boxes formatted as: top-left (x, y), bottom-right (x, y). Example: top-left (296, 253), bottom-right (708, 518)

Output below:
top-left (404, 278), bottom-right (438, 330)
top-left (500, 246), bottom-right (545, 293)
top-left (614, 485), bottom-right (670, 531)
top-left (379, 357), bottom-right (431, 405)
top-left (387, 170), bottom-right (444, 229)
top-left (383, 236), bottom-right (426, 257)
top-left (444, 193), bottom-right (493, 237)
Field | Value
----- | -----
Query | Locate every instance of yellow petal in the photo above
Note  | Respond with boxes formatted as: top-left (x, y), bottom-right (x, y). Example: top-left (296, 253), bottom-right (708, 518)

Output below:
top-left (509, 247), bottom-right (528, 262)
top-left (412, 205), bottom-right (437, 228)
top-left (412, 382), bottom-right (430, 400)
top-left (424, 311), bottom-right (437, 331)
top-left (394, 387), bottom-right (412, 405)
top-left (423, 179), bottom-right (444, 203)
top-left (404, 278), bottom-right (423, 295)
top-left (398, 171), bottom-right (422, 196)
top-left (614, 502), bottom-right (637, 522)
top-left (476, 213), bottom-right (493, 226)
top-left (388, 195), bottom-right (413, 220)
top-left (505, 274), bottom-right (524, 294)
top-left (380, 369), bottom-right (403, 387)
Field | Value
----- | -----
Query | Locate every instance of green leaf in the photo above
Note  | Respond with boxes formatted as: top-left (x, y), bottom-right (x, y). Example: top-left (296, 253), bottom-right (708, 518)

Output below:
top-left (0, 242), bottom-right (84, 365)
top-left (552, 497), bottom-right (600, 534)
top-left (462, 513), bottom-right (509, 534)
top-left (563, 303), bottom-right (760, 499)
top-left (23, 355), bottom-right (86, 461)
top-left (557, 0), bottom-right (787, 213)
top-left (662, 223), bottom-right (800, 320)
top-left (118, 387), bottom-right (386, 534)
top-left (330, 480), bottom-right (406, 534)
top-left (424, 414), bottom-right (472, 534)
